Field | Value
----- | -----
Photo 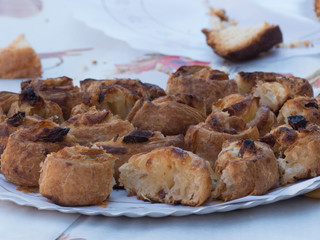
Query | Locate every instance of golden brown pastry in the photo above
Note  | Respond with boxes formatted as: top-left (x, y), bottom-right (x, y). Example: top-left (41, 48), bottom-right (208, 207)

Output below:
top-left (69, 103), bottom-right (97, 117)
top-left (185, 112), bottom-right (259, 165)
top-left (0, 112), bottom-right (42, 156)
top-left (94, 130), bottom-right (185, 184)
top-left (277, 96), bottom-right (320, 125)
top-left (234, 71), bottom-right (313, 98)
top-left (212, 94), bottom-right (276, 136)
top-left (212, 139), bottom-right (279, 201)
top-left (166, 65), bottom-right (238, 114)
top-left (0, 91), bottom-right (19, 115)
top-left (119, 146), bottom-right (212, 206)
top-left (81, 78), bottom-right (165, 119)
top-left (7, 86), bottom-right (64, 123)
top-left (202, 23), bottom-right (282, 61)
top-left (39, 145), bottom-right (116, 206)
top-left (0, 34), bottom-right (42, 79)
top-left (126, 96), bottom-right (206, 136)
top-left (1, 120), bottom-right (75, 186)
top-left (21, 76), bottom-right (82, 119)
top-left (62, 109), bottom-right (134, 146)
top-left (277, 123), bottom-right (320, 185)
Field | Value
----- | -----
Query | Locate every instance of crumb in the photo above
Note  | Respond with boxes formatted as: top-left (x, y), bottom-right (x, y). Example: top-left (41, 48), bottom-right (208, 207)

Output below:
top-left (92, 60), bottom-right (97, 65)
top-left (83, 65), bottom-right (88, 71)
top-left (45, 18), bottom-right (49, 23)
top-left (277, 40), bottom-right (313, 48)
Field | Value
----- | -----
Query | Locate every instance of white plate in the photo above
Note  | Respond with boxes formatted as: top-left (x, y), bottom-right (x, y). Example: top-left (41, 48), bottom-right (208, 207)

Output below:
top-left (1, 174), bottom-right (320, 217)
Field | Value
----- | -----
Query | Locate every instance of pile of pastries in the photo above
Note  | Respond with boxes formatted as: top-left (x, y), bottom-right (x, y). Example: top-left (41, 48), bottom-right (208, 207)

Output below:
top-left (0, 66), bottom-right (318, 207)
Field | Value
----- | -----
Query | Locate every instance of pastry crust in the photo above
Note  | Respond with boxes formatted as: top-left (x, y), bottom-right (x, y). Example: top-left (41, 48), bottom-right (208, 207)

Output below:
top-left (62, 109), bottom-right (134, 146)
top-left (277, 96), bottom-right (320, 125)
top-left (95, 130), bottom-right (185, 184)
top-left (212, 94), bottom-right (276, 136)
top-left (39, 145), bottom-right (116, 206)
top-left (185, 112), bottom-right (259, 165)
top-left (166, 65), bottom-right (238, 114)
top-left (7, 86), bottom-right (64, 123)
top-left (0, 112), bottom-right (42, 156)
top-left (234, 71), bottom-right (313, 97)
top-left (1, 120), bottom-right (75, 186)
top-left (213, 140), bottom-right (279, 201)
top-left (202, 23), bottom-right (282, 61)
top-left (0, 91), bottom-right (19, 115)
top-left (119, 146), bottom-right (212, 206)
top-left (21, 77), bottom-right (82, 119)
top-left (69, 103), bottom-right (97, 117)
top-left (127, 97), bottom-right (206, 136)
top-left (278, 124), bottom-right (320, 185)
top-left (81, 78), bottom-right (165, 119)
top-left (0, 34), bottom-right (42, 79)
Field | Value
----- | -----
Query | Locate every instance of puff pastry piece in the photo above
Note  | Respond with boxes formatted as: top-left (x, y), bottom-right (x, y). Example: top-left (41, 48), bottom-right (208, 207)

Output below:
top-left (212, 140), bottom-right (279, 201)
top-left (7, 86), bottom-right (64, 123)
top-left (127, 96), bottom-right (206, 136)
top-left (62, 109), bottom-right (134, 146)
top-left (119, 146), bottom-right (212, 206)
top-left (95, 130), bottom-right (185, 184)
top-left (21, 77), bottom-right (82, 119)
top-left (39, 145), bottom-right (116, 206)
top-left (185, 112), bottom-right (259, 166)
top-left (234, 72), bottom-right (313, 96)
top-left (81, 78), bottom-right (165, 119)
top-left (69, 103), bottom-right (97, 117)
top-left (1, 120), bottom-right (75, 186)
top-left (277, 96), bottom-right (320, 125)
top-left (166, 65), bottom-right (238, 114)
top-left (212, 94), bottom-right (276, 136)
top-left (0, 112), bottom-right (42, 156)
top-left (0, 91), bottom-right (19, 115)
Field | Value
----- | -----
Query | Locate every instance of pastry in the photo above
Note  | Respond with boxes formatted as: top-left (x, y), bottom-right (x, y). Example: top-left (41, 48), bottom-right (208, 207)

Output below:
top-left (39, 145), bottom-right (116, 206)
top-left (62, 109), bottom-right (134, 146)
top-left (126, 95), bottom-right (206, 136)
top-left (0, 112), bottom-right (42, 156)
top-left (0, 34), bottom-right (42, 79)
top-left (1, 120), bottom-right (75, 186)
top-left (95, 130), bottom-right (185, 184)
top-left (202, 23), bottom-right (282, 61)
top-left (69, 103), bottom-right (97, 117)
top-left (119, 146), bottom-right (212, 206)
top-left (185, 112), bottom-right (259, 165)
top-left (166, 65), bottom-right (238, 114)
top-left (21, 76), bottom-right (82, 119)
top-left (0, 91), bottom-right (19, 115)
top-left (234, 71), bottom-right (313, 98)
top-left (81, 78), bottom-right (165, 119)
top-left (7, 86), bottom-right (64, 123)
top-left (212, 93), bottom-right (276, 136)
top-left (212, 140), bottom-right (279, 201)
top-left (277, 96), bottom-right (320, 125)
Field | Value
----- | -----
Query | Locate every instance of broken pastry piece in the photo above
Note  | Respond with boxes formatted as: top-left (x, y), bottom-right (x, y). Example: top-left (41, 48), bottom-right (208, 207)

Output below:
top-left (39, 145), bottom-right (116, 206)
top-left (95, 130), bottom-right (185, 185)
top-left (7, 86), bottom-right (64, 123)
top-left (0, 34), bottom-right (42, 79)
top-left (166, 65), bottom-right (238, 114)
top-left (127, 94), bottom-right (206, 136)
top-left (1, 120), bottom-right (75, 187)
top-left (212, 140), bottom-right (279, 201)
top-left (277, 96), bottom-right (320, 125)
top-left (62, 109), bottom-right (134, 146)
top-left (119, 146), bottom-right (212, 206)
top-left (0, 91), bottom-right (19, 115)
top-left (185, 112), bottom-right (259, 166)
top-left (81, 78), bottom-right (165, 119)
top-left (212, 94), bottom-right (276, 136)
top-left (21, 77), bottom-right (82, 119)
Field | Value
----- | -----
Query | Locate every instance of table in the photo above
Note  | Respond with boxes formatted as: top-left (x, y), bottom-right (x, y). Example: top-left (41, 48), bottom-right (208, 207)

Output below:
top-left (1, 0), bottom-right (320, 239)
